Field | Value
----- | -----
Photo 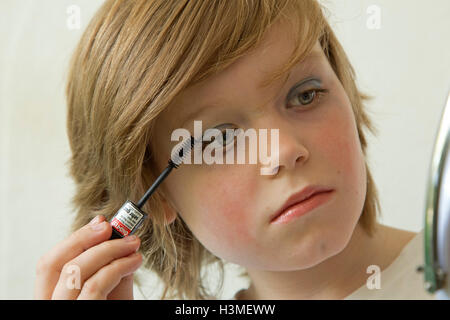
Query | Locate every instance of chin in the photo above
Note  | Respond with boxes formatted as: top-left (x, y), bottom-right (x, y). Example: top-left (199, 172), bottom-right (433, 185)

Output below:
top-left (286, 224), bottom-right (354, 270)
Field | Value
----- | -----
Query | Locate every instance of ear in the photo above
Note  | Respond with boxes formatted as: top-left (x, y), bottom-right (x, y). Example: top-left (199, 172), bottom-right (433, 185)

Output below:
top-left (161, 197), bottom-right (177, 225)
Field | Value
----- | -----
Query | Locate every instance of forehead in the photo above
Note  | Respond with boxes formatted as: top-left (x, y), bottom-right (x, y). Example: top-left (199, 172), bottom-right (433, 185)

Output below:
top-left (155, 19), bottom-right (326, 145)
top-left (166, 40), bottom-right (325, 125)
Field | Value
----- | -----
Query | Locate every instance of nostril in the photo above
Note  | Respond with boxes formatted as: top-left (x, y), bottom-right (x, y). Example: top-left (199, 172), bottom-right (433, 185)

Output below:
top-left (260, 163), bottom-right (279, 176)
top-left (272, 165), bottom-right (280, 175)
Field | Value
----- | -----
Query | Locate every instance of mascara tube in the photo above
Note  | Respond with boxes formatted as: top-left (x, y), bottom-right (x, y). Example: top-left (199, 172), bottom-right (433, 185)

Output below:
top-left (109, 200), bottom-right (147, 239)
top-left (108, 135), bottom-right (199, 240)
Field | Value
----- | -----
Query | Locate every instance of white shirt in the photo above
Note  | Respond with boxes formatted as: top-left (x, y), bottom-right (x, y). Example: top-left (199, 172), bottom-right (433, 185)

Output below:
top-left (344, 228), bottom-right (436, 299)
top-left (231, 228), bottom-right (438, 300)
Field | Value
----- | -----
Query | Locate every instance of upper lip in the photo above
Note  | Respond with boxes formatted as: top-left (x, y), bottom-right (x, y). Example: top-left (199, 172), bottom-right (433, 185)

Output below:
top-left (270, 185), bottom-right (334, 222)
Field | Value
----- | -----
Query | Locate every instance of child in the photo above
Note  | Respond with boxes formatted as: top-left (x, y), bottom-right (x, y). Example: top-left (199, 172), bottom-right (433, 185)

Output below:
top-left (35, 0), bottom-right (433, 300)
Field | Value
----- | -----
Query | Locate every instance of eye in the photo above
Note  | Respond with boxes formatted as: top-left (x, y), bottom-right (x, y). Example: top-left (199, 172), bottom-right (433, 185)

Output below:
top-left (298, 90), bottom-right (317, 104)
top-left (201, 125), bottom-right (238, 150)
top-left (287, 88), bottom-right (329, 109)
top-left (286, 77), bottom-right (329, 109)
top-left (212, 129), bottom-right (235, 147)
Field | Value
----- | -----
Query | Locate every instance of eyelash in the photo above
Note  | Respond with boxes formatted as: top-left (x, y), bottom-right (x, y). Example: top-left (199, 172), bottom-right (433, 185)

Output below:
top-left (201, 128), bottom-right (237, 150)
top-left (287, 88), bottom-right (329, 109)
top-left (202, 86), bottom-right (330, 150)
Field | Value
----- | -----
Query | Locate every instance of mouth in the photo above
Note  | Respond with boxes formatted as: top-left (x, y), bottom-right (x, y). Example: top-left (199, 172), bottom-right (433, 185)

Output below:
top-left (270, 185), bottom-right (335, 224)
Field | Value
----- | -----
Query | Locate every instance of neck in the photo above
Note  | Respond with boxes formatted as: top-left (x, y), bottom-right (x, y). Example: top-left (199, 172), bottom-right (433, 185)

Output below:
top-left (239, 222), bottom-right (390, 300)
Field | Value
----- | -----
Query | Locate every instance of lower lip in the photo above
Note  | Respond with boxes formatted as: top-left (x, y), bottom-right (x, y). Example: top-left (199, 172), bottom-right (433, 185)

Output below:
top-left (271, 191), bottom-right (335, 225)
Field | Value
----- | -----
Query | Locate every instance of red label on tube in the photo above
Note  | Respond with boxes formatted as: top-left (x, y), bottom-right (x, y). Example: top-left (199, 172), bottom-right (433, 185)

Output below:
top-left (110, 201), bottom-right (145, 237)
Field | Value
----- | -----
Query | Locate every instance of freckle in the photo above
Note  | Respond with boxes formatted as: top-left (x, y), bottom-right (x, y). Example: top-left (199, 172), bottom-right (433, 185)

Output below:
top-left (320, 241), bottom-right (326, 253)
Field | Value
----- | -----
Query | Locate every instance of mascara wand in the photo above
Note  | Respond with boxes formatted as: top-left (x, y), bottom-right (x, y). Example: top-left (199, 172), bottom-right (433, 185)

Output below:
top-left (109, 136), bottom-right (200, 239)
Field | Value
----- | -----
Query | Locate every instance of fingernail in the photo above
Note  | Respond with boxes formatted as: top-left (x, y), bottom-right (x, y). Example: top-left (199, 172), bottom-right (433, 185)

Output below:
top-left (91, 221), bottom-right (107, 231)
top-left (124, 235), bottom-right (137, 242)
top-left (88, 215), bottom-right (101, 225)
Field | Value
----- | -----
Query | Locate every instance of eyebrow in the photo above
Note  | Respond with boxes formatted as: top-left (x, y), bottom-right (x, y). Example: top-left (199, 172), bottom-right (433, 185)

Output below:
top-left (179, 51), bottom-right (323, 127)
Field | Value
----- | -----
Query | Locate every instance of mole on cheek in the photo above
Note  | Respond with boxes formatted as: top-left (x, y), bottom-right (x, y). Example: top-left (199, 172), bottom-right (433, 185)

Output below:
top-left (320, 241), bottom-right (327, 253)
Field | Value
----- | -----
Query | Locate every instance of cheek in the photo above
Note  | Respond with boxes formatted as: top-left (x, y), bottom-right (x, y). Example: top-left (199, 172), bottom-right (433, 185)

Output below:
top-left (318, 123), bottom-right (354, 174)
top-left (317, 103), bottom-right (366, 201)
top-left (191, 167), bottom-right (259, 252)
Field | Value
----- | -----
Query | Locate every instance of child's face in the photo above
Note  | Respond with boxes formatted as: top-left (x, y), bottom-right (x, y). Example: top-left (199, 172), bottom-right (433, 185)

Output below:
top-left (152, 20), bottom-right (367, 271)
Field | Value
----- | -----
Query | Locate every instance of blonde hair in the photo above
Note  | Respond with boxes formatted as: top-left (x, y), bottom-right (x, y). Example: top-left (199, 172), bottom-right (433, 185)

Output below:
top-left (66, 0), bottom-right (381, 300)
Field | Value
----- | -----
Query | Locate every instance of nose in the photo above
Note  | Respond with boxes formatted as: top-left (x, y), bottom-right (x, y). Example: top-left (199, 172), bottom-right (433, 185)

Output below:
top-left (260, 121), bottom-right (309, 176)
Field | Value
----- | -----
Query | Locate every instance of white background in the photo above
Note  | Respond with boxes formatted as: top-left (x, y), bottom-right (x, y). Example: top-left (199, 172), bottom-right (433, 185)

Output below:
top-left (1, 0), bottom-right (449, 299)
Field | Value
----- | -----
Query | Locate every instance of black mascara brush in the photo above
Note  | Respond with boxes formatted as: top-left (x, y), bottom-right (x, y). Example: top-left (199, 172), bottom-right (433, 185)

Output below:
top-left (109, 136), bottom-right (200, 239)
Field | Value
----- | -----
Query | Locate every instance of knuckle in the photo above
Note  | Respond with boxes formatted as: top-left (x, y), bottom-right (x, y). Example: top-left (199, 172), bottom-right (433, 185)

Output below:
top-left (100, 239), bottom-right (115, 251)
top-left (61, 261), bottom-right (77, 276)
top-left (82, 279), bottom-right (104, 298)
top-left (64, 233), bottom-right (82, 249)
top-left (70, 226), bottom-right (88, 240)
top-left (108, 260), bottom-right (124, 277)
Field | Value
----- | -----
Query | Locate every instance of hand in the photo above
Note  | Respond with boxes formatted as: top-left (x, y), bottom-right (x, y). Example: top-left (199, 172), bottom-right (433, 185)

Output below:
top-left (34, 215), bottom-right (142, 299)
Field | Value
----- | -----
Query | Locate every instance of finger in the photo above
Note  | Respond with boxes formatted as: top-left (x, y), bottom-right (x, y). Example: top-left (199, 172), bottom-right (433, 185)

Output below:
top-left (52, 235), bottom-right (140, 299)
top-left (107, 274), bottom-right (135, 300)
top-left (34, 215), bottom-right (111, 299)
top-left (77, 252), bottom-right (142, 300)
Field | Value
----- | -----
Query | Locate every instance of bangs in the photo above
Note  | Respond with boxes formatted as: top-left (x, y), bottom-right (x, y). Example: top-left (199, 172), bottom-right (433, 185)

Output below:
top-left (177, 0), bottom-right (329, 92)
top-left (257, 0), bottom-right (329, 89)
